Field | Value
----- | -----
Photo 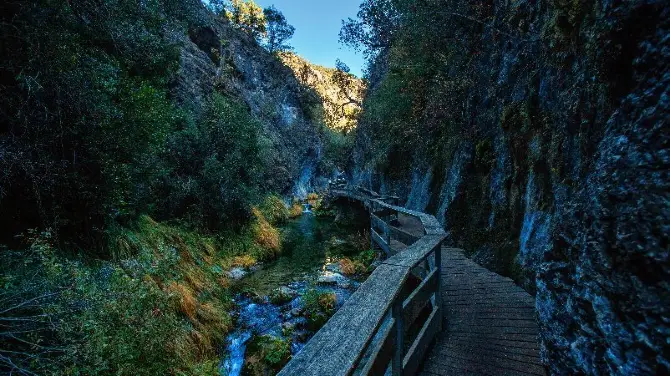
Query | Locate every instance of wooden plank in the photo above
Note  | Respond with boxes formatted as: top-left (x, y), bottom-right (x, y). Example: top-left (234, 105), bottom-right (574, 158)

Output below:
top-left (429, 351), bottom-right (546, 375)
top-left (278, 264), bottom-right (408, 376)
top-left (448, 319), bottom-right (538, 329)
top-left (442, 337), bottom-right (541, 353)
top-left (438, 342), bottom-right (540, 364)
top-left (384, 235), bottom-right (445, 269)
top-left (403, 306), bottom-right (441, 375)
top-left (371, 228), bottom-right (390, 256)
top-left (447, 325), bottom-right (538, 336)
top-left (389, 224), bottom-right (421, 246)
top-left (329, 186), bottom-right (544, 376)
top-left (424, 354), bottom-right (543, 376)
top-left (370, 213), bottom-right (388, 234)
top-left (403, 269), bottom-right (438, 311)
top-left (422, 355), bottom-right (502, 376)
top-left (360, 318), bottom-right (395, 376)
top-left (374, 208), bottom-right (396, 218)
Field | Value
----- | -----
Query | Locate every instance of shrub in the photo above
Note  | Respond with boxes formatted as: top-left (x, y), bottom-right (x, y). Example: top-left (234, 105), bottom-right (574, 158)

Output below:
top-left (232, 254), bottom-right (258, 268)
top-left (289, 201), bottom-right (305, 218)
top-left (302, 289), bottom-right (337, 331)
top-left (251, 208), bottom-right (282, 259)
top-left (339, 257), bottom-right (367, 275)
top-left (245, 335), bottom-right (292, 375)
top-left (259, 195), bottom-right (290, 224)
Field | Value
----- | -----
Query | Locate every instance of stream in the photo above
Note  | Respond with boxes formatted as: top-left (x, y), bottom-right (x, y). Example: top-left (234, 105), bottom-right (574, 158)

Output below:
top-left (220, 211), bottom-right (369, 376)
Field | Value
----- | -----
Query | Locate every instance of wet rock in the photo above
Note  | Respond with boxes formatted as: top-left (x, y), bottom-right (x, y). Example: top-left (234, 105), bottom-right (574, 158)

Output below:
top-left (317, 271), bottom-right (351, 288)
top-left (324, 262), bottom-right (342, 274)
top-left (290, 307), bottom-right (303, 317)
top-left (294, 330), bottom-right (311, 343)
top-left (281, 321), bottom-right (295, 332)
top-left (270, 286), bottom-right (297, 305)
top-left (226, 267), bottom-right (247, 280)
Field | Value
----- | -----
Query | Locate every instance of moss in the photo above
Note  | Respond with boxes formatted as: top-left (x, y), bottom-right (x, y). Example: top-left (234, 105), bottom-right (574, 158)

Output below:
top-left (302, 289), bottom-right (336, 331)
top-left (245, 335), bottom-right (292, 375)
top-left (269, 287), bottom-right (294, 305)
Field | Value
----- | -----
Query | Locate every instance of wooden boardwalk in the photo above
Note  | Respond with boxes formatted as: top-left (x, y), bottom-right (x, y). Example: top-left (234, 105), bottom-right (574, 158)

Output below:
top-left (280, 186), bottom-right (545, 375)
top-left (392, 214), bottom-right (544, 375)
top-left (421, 247), bottom-right (543, 375)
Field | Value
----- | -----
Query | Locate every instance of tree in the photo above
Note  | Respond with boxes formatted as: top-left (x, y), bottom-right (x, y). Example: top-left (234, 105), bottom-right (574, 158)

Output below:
top-left (227, 0), bottom-right (266, 38)
top-left (339, 0), bottom-right (400, 58)
top-left (263, 6), bottom-right (295, 53)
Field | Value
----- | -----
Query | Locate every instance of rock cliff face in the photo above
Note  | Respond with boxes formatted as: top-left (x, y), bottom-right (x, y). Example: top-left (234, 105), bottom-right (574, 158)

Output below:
top-left (278, 52), bottom-right (365, 133)
top-left (351, 0), bottom-right (669, 374)
top-left (170, 4), bottom-right (324, 197)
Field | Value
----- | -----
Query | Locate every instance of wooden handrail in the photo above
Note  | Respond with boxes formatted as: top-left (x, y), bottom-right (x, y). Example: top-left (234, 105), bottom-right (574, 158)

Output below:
top-left (279, 185), bottom-right (446, 376)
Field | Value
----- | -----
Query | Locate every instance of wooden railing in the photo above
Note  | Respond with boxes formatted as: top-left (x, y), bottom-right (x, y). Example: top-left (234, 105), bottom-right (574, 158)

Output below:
top-left (278, 185), bottom-right (446, 376)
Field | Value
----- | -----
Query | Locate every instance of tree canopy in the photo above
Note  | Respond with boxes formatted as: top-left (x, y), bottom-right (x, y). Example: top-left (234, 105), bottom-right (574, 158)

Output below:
top-left (263, 6), bottom-right (295, 53)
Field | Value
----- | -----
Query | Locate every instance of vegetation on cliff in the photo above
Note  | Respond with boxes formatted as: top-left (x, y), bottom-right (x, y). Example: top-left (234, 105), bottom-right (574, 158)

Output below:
top-left (0, 0), bottom-right (335, 374)
top-left (343, 0), bottom-right (669, 374)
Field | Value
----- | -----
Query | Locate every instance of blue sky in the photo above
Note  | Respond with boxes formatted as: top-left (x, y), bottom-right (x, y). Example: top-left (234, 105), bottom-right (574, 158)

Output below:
top-left (254, 0), bottom-right (366, 77)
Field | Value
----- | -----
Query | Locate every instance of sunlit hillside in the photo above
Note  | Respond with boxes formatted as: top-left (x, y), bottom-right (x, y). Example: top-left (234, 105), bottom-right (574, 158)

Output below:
top-left (279, 52), bottom-right (365, 133)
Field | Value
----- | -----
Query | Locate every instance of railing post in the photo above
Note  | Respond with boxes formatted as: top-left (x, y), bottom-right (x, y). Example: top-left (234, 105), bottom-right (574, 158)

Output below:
top-left (435, 242), bottom-right (443, 331)
top-left (385, 221), bottom-right (391, 247)
top-left (392, 296), bottom-right (404, 376)
top-left (370, 212), bottom-right (375, 251)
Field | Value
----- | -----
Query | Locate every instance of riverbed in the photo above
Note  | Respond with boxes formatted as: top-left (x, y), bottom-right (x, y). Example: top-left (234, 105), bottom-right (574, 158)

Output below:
top-left (220, 212), bottom-right (371, 375)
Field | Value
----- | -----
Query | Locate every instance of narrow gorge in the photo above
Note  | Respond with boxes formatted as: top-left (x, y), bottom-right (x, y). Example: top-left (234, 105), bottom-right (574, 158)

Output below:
top-left (0, 0), bottom-right (667, 375)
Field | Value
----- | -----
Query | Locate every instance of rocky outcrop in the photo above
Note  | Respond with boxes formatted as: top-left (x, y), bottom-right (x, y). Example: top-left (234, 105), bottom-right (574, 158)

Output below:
top-left (351, 0), bottom-right (669, 373)
top-left (169, 5), bottom-right (324, 196)
top-left (538, 17), bottom-right (669, 373)
top-left (279, 52), bottom-right (365, 133)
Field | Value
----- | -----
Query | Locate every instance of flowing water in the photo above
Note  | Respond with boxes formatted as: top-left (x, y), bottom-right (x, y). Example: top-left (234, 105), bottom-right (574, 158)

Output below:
top-left (220, 213), bottom-right (366, 376)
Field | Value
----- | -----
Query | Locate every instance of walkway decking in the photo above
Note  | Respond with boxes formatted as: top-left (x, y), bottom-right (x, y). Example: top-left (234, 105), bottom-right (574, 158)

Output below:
top-left (392, 214), bottom-right (543, 375)
top-left (280, 187), bottom-right (545, 375)
top-left (422, 247), bottom-right (543, 375)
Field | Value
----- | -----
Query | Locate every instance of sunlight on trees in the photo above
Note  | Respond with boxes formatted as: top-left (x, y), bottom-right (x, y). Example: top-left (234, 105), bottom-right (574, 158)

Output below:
top-left (263, 6), bottom-right (295, 53)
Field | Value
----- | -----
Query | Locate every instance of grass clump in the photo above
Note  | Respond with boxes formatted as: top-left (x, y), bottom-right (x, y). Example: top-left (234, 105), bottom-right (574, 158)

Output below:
top-left (339, 258), bottom-right (365, 275)
top-left (232, 254), bottom-right (258, 268)
top-left (0, 210), bottom-right (289, 375)
top-left (251, 208), bottom-right (282, 259)
top-left (259, 195), bottom-right (290, 225)
top-left (289, 200), bottom-right (305, 218)
top-left (245, 335), bottom-right (292, 375)
top-left (302, 289), bottom-right (337, 331)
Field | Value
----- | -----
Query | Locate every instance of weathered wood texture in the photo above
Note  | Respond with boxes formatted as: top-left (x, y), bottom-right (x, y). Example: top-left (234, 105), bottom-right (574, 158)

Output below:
top-left (420, 247), bottom-right (545, 376)
top-left (280, 188), bottom-right (446, 376)
top-left (284, 187), bottom-right (544, 376)
top-left (278, 264), bottom-right (409, 376)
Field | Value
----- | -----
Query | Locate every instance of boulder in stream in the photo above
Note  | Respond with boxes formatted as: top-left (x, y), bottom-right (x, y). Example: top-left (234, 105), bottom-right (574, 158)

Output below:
top-left (317, 271), bottom-right (351, 289)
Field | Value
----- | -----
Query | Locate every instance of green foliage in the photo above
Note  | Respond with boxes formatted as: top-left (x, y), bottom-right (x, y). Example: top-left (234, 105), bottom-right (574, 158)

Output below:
top-left (226, 0), bottom-right (267, 38)
top-left (161, 92), bottom-right (267, 230)
top-left (342, 0), bottom-right (485, 175)
top-left (0, 0), bottom-right (187, 250)
top-left (302, 289), bottom-right (337, 331)
top-left (339, 0), bottom-right (400, 58)
top-left (356, 248), bottom-right (378, 269)
top-left (259, 195), bottom-right (290, 225)
top-left (263, 6), bottom-right (295, 53)
top-left (245, 335), bottom-right (292, 374)
top-left (0, 212), bottom-right (293, 375)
